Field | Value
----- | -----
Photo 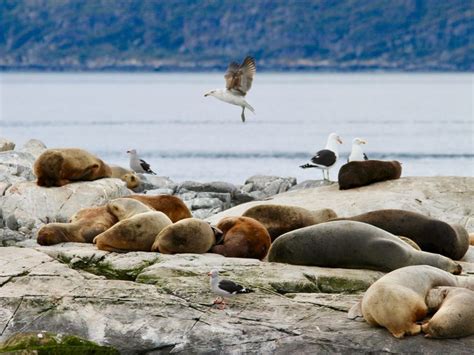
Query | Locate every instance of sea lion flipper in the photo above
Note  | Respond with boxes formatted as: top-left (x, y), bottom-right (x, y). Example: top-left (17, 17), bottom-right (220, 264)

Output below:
top-left (347, 300), bottom-right (364, 321)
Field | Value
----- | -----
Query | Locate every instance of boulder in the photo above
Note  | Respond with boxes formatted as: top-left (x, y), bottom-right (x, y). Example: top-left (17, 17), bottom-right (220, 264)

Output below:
top-left (137, 175), bottom-right (178, 193)
top-left (0, 138), bottom-right (15, 152)
top-left (0, 151), bottom-right (36, 186)
top-left (18, 138), bottom-right (47, 159)
top-left (242, 175), bottom-right (297, 198)
top-left (178, 180), bottom-right (237, 194)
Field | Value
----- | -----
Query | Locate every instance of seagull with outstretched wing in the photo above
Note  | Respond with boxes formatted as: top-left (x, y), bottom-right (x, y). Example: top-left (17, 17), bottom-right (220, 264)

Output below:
top-left (205, 56), bottom-right (256, 122)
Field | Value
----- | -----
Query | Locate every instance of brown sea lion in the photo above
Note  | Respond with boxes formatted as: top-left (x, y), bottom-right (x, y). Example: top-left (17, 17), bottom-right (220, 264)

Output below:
top-left (152, 218), bottom-right (217, 254)
top-left (107, 198), bottom-right (153, 221)
top-left (470, 233), bottom-right (474, 246)
top-left (37, 206), bottom-right (118, 245)
top-left (110, 164), bottom-right (140, 189)
top-left (268, 221), bottom-right (462, 274)
top-left (211, 216), bottom-right (271, 260)
top-left (335, 209), bottom-right (469, 260)
top-left (93, 211), bottom-right (172, 252)
top-left (422, 287), bottom-right (474, 338)
top-left (34, 148), bottom-right (112, 187)
top-left (338, 160), bottom-right (401, 190)
top-left (348, 265), bottom-right (474, 338)
top-left (242, 204), bottom-right (337, 241)
top-left (125, 195), bottom-right (192, 223)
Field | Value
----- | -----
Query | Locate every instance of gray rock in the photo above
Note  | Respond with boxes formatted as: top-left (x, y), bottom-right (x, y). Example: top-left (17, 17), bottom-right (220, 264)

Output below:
top-left (138, 175), bottom-right (178, 193)
top-left (289, 179), bottom-right (334, 191)
top-left (0, 151), bottom-right (36, 185)
top-left (178, 180), bottom-right (237, 194)
top-left (191, 197), bottom-right (223, 210)
top-left (18, 139), bottom-right (47, 159)
top-left (145, 188), bottom-right (175, 195)
top-left (232, 190), bottom-right (258, 204)
top-left (177, 190), bottom-right (197, 201)
top-left (243, 175), bottom-right (297, 198)
top-left (1, 245), bottom-right (472, 353)
top-left (0, 138), bottom-right (15, 152)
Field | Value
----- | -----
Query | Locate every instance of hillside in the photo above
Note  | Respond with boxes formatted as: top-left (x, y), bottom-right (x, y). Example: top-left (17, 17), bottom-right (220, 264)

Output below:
top-left (0, 0), bottom-right (472, 71)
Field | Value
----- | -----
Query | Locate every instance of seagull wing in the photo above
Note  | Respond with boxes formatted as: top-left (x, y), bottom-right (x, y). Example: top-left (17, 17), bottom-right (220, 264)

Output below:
top-left (363, 153), bottom-right (369, 160)
top-left (224, 56), bottom-right (256, 96)
top-left (310, 149), bottom-right (337, 167)
top-left (218, 279), bottom-right (252, 294)
top-left (140, 159), bottom-right (156, 174)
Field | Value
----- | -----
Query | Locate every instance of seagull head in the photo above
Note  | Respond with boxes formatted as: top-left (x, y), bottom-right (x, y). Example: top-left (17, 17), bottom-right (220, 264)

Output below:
top-left (204, 90), bottom-right (217, 97)
top-left (208, 269), bottom-right (219, 278)
top-left (353, 138), bottom-right (367, 145)
top-left (328, 133), bottom-right (343, 145)
top-left (126, 149), bottom-right (137, 155)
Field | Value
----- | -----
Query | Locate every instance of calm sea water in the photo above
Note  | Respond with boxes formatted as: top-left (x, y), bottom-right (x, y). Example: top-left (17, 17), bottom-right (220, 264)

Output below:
top-left (0, 73), bottom-right (472, 184)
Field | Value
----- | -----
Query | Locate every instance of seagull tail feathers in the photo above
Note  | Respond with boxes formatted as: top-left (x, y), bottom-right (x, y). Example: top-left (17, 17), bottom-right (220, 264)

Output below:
top-left (245, 102), bottom-right (255, 113)
top-left (300, 163), bottom-right (317, 169)
top-left (238, 287), bottom-right (254, 294)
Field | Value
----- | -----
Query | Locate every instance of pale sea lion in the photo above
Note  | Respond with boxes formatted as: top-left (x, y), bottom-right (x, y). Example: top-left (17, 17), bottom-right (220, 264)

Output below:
top-left (242, 204), bottom-right (337, 241)
top-left (107, 197), bottom-right (153, 221)
top-left (110, 164), bottom-right (140, 189)
top-left (34, 148), bottom-right (112, 187)
top-left (125, 195), bottom-right (192, 222)
top-left (335, 209), bottom-right (470, 260)
top-left (93, 211), bottom-right (172, 252)
top-left (37, 206), bottom-right (118, 245)
top-left (268, 221), bottom-right (462, 274)
top-left (211, 216), bottom-right (271, 260)
top-left (348, 265), bottom-right (474, 338)
top-left (422, 287), bottom-right (474, 338)
top-left (152, 218), bottom-right (217, 254)
top-left (398, 236), bottom-right (421, 251)
top-left (338, 160), bottom-right (401, 190)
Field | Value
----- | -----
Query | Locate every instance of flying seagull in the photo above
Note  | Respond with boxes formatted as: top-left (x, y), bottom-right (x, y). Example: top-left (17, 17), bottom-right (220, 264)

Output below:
top-left (204, 56), bottom-right (256, 123)
top-left (300, 132), bottom-right (343, 181)
top-left (348, 138), bottom-right (369, 162)
top-left (127, 149), bottom-right (156, 175)
top-left (208, 269), bottom-right (253, 309)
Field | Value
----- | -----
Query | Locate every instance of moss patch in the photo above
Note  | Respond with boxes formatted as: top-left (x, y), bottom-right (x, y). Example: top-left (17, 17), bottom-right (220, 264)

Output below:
top-left (0, 332), bottom-right (119, 354)
top-left (271, 274), bottom-right (371, 294)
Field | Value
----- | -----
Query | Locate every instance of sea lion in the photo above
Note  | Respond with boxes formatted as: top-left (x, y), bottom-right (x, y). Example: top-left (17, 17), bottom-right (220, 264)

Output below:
top-left (125, 195), bottom-right (192, 222)
top-left (107, 198), bottom-right (153, 221)
top-left (422, 287), bottom-right (474, 338)
top-left (398, 236), bottom-right (421, 251)
top-left (34, 148), bottom-right (112, 187)
top-left (349, 265), bottom-right (474, 338)
top-left (110, 164), bottom-right (140, 189)
top-left (470, 233), bottom-right (474, 246)
top-left (93, 211), bottom-right (172, 252)
top-left (268, 221), bottom-right (462, 274)
top-left (338, 160), bottom-right (401, 190)
top-left (335, 209), bottom-right (469, 260)
top-left (211, 216), bottom-right (271, 260)
top-left (37, 206), bottom-right (118, 245)
top-left (242, 204), bottom-right (337, 241)
top-left (152, 218), bottom-right (217, 254)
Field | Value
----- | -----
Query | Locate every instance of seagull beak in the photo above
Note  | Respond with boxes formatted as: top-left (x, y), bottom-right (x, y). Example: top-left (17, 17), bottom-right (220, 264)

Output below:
top-left (360, 140), bottom-right (367, 144)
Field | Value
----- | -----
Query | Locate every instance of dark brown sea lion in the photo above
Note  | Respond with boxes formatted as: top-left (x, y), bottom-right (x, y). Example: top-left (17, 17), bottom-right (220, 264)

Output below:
top-left (125, 195), bottom-right (192, 222)
top-left (338, 160), bottom-right (401, 190)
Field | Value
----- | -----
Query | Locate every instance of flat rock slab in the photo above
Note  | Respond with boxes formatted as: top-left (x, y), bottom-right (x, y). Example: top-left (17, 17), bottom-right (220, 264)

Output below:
top-left (206, 177), bottom-right (474, 232)
top-left (0, 245), bottom-right (473, 353)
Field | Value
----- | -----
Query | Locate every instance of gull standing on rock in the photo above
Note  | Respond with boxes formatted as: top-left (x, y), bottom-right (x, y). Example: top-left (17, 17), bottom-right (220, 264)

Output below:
top-left (204, 56), bottom-right (256, 123)
top-left (300, 132), bottom-right (343, 181)
top-left (348, 138), bottom-right (369, 162)
top-left (127, 149), bottom-right (156, 175)
top-left (208, 269), bottom-right (253, 309)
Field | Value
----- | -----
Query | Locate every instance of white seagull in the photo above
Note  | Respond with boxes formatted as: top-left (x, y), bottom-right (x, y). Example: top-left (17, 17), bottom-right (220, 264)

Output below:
top-left (204, 56), bottom-right (256, 123)
top-left (127, 149), bottom-right (156, 175)
top-left (300, 132), bottom-right (343, 181)
top-left (348, 138), bottom-right (369, 162)
top-left (208, 269), bottom-right (253, 309)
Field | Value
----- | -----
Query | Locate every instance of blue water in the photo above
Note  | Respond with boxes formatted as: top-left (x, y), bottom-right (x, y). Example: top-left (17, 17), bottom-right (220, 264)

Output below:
top-left (1, 73), bottom-right (472, 183)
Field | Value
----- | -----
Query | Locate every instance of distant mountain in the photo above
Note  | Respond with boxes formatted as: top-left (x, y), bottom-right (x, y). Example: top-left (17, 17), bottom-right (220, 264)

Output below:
top-left (0, 0), bottom-right (472, 71)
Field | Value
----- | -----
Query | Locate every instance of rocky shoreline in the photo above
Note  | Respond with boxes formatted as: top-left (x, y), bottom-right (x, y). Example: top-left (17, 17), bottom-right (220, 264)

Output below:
top-left (1, 138), bottom-right (473, 353)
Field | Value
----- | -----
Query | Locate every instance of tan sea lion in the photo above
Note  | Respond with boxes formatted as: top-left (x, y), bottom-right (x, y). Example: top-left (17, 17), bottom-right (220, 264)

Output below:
top-left (37, 206), bottom-right (118, 245)
top-left (348, 265), bottom-right (474, 338)
top-left (93, 211), bottom-right (172, 252)
top-left (242, 204), bottom-right (337, 241)
top-left (125, 195), bottom-right (192, 222)
top-left (107, 198), bottom-right (153, 221)
top-left (110, 164), bottom-right (140, 189)
top-left (34, 148), bottom-right (112, 187)
top-left (211, 216), bottom-right (271, 260)
top-left (268, 221), bottom-right (462, 274)
top-left (422, 287), bottom-right (474, 338)
top-left (470, 233), bottom-right (474, 246)
top-left (338, 160), bottom-right (401, 190)
top-left (335, 209), bottom-right (469, 260)
top-left (152, 218), bottom-right (217, 254)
